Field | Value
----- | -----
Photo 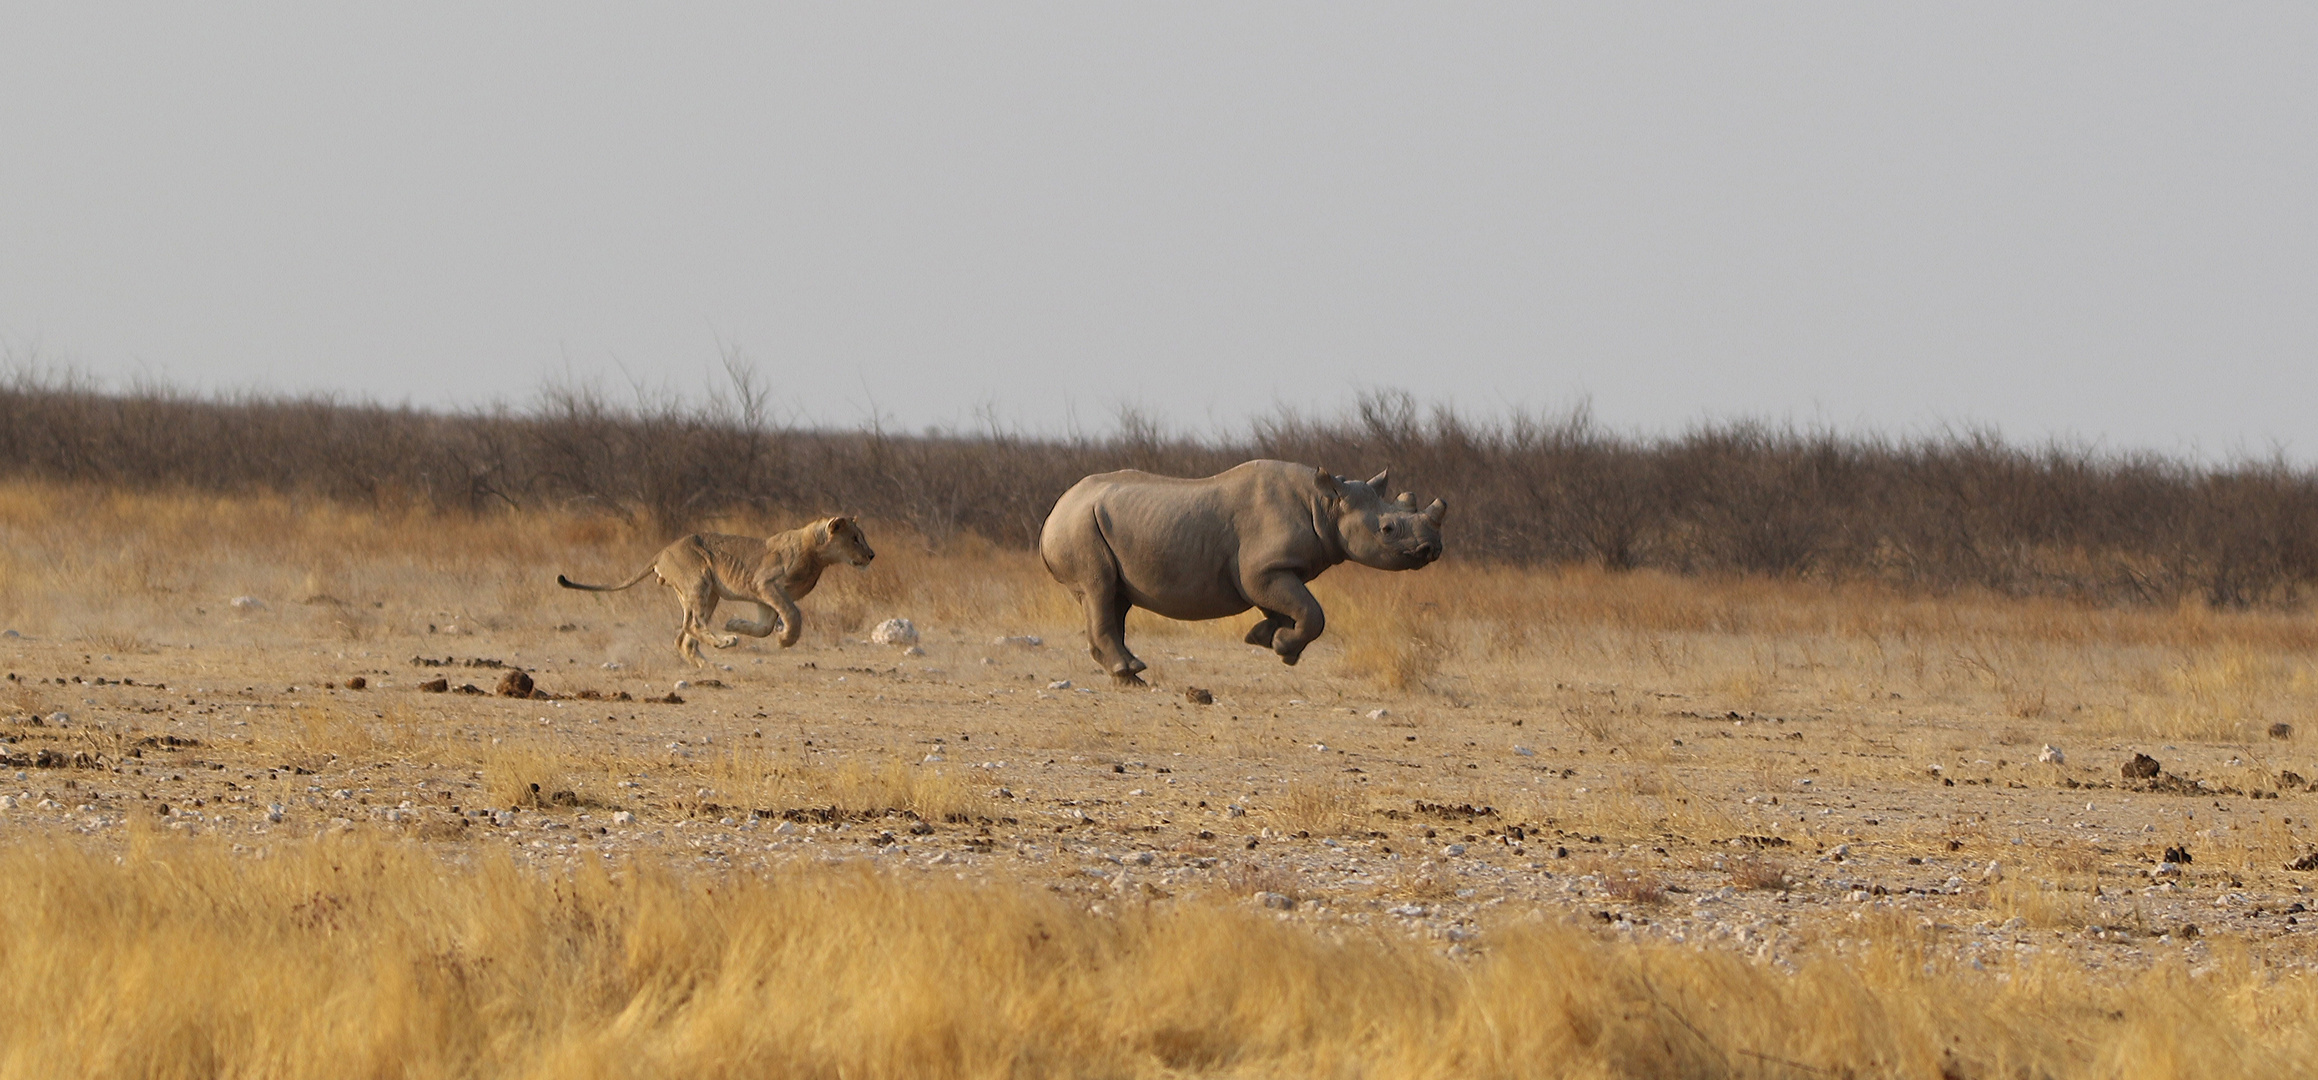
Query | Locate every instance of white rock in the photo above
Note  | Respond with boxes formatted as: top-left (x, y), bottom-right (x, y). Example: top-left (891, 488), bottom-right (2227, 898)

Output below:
top-left (1127, 788), bottom-right (1146, 796)
top-left (993, 635), bottom-right (1044, 648)
top-left (1513, 745), bottom-right (1536, 756)
top-left (1256, 891), bottom-right (1295, 910)
top-left (870, 618), bottom-right (920, 646)
top-left (1980, 860), bottom-right (2005, 882)
top-left (772, 820), bottom-right (797, 835)
top-left (923, 753), bottom-right (946, 763)
top-left (1047, 679), bottom-right (1072, 690)
top-left (903, 646), bottom-right (926, 657)
top-left (266, 804), bottom-right (285, 823)
top-left (0, 795), bottom-right (15, 809)
top-left (229, 595), bottom-right (266, 611)
top-left (2038, 745), bottom-right (2065, 765)
top-left (601, 661), bottom-right (626, 671)
top-left (1830, 844), bottom-right (1850, 858)
top-left (673, 680), bottom-right (691, 691)
top-left (612, 810), bottom-right (636, 825)
top-left (1444, 843), bottom-right (1468, 856)
top-left (1310, 743), bottom-right (1331, 752)
top-left (1226, 804), bottom-right (1247, 818)
top-left (48, 712), bottom-right (69, 727)
top-left (1367, 708), bottom-right (1390, 720)
top-left (494, 810), bottom-right (516, 827)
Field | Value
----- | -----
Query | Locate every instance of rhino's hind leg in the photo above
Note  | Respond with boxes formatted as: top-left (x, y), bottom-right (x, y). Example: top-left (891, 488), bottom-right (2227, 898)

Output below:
top-left (1245, 574), bottom-right (1326, 666)
top-left (1243, 610), bottom-right (1290, 649)
top-left (1078, 580), bottom-right (1147, 685)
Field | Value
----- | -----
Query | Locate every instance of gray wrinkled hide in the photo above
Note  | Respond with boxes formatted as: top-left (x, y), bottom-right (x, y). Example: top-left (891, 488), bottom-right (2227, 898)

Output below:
top-left (1039, 459), bottom-right (1445, 683)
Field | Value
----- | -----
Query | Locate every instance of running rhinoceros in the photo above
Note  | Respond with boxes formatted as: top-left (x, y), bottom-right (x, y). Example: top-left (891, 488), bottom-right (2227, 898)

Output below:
top-left (1039, 459), bottom-right (1446, 684)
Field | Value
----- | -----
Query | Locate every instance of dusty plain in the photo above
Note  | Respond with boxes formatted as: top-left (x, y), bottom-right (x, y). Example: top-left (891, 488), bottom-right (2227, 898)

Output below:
top-left (6, 484), bottom-right (2318, 1077)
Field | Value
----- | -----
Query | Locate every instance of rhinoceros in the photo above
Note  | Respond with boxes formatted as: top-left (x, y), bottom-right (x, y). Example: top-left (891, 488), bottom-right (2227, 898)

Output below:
top-left (1039, 459), bottom-right (1446, 684)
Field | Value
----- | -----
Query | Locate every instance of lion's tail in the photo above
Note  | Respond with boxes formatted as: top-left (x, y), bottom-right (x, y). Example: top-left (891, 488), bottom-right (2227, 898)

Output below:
top-left (556, 565), bottom-right (656, 592)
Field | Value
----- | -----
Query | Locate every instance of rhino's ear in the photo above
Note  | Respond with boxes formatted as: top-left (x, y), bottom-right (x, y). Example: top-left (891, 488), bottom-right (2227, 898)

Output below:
top-left (1396, 491), bottom-right (1417, 509)
top-left (1421, 498), bottom-right (1447, 527)
top-left (1366, 469), bottom-right (1390, 491)
top-left (1314, 468), bottom-right (1343, 497)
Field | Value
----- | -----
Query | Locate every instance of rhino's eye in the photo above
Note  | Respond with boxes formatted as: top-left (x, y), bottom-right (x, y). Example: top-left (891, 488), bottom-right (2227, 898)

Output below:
top-left (1381, 523), bottom-right (1395, 534)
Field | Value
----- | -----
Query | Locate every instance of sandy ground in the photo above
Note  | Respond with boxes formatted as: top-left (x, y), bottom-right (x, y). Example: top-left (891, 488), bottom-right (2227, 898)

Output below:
top-left (9, 593), bottom-right (2318, 983)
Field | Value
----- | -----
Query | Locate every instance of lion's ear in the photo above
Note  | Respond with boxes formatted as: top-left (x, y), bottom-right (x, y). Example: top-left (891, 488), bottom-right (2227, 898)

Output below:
top-left (827, 516), bottom-right (853, 537)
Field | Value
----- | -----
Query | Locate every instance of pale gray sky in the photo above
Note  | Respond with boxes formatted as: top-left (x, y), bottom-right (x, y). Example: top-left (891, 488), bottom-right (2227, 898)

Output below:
top-left (2, 4), bottom-right (2312, 453)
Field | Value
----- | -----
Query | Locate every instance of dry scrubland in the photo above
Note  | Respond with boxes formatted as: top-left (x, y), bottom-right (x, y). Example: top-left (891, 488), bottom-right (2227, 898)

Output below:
top-left (7, 482), bottom-right (2318, 1077)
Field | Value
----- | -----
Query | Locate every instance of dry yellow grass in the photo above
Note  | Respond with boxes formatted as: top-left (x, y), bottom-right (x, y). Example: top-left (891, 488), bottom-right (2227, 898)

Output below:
top-left (15, 480), bottom-right (2318, 1076)
top-left (0, 831), bottom-right (2306, 1080)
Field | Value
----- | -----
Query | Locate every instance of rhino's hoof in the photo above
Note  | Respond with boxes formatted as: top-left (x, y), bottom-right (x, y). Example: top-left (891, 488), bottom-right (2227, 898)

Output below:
top-left (1111, 671), bottom-right (1149, 688)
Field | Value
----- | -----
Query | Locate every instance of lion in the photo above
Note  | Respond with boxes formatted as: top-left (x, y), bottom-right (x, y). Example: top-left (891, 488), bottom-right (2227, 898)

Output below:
top-left (557, 517), bottom-right (875, 665)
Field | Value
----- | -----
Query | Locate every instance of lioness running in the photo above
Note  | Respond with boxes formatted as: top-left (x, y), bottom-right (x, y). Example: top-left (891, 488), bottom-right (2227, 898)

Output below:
top-left (557, 517), bottom-right (875, 665)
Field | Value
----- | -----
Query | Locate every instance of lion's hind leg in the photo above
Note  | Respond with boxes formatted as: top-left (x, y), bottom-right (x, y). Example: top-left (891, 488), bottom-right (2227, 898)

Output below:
top-left (669, 577), bottom-right (734, 666)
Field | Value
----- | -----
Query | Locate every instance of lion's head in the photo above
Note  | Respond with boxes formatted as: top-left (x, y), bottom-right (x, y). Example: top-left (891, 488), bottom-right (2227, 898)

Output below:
top-left (818, 516), bottom-right (876, 567)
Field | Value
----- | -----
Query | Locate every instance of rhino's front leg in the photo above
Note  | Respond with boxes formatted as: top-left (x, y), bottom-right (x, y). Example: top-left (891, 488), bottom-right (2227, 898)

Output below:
top-left (1245, 573), bottom-right (1325, 665)
top-left (1243, 610), bottom-right (1290, 648)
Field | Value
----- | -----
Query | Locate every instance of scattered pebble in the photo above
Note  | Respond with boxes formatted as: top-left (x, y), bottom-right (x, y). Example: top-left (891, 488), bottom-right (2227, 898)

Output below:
top-left (228, 596), bottom-right (266, 611)
top-left (1256, 892), bottom-right (1295, 910)
top-left (870, 618), bottom-right (919, 646)
top-left (993, 635), bottom-right (1044, 648)
top-left (1513, 745), bottom-right (1536, 757)
top-left (612, 811), bottom-right (636, 825)
top-left (1047, 680), bottom-right (1072, 690)
top-left (2038, 745), bottom-right (2064, 765)
top-left (1367, 708), bottom-right (1390, 720)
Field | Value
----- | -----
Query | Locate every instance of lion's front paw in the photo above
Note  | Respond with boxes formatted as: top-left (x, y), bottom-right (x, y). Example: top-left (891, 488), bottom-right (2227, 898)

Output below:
top-left (712, 634), bottom-right (740, 649)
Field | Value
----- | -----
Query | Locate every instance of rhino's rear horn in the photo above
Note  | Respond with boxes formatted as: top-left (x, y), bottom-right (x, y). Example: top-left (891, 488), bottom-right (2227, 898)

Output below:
top-left (1421, 498), bottom-right (1447, 527)
top-left (1367, 469), bottom-right (1390, 491)
top-left (1395, 491), bottom-right (1417, 509)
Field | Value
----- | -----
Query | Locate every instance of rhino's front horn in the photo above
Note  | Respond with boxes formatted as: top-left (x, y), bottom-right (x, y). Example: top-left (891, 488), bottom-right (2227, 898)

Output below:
top-left (1367, 469), bottom-right (1390, 491)
top-left (1421, 498), bottom-right (1447, 527)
